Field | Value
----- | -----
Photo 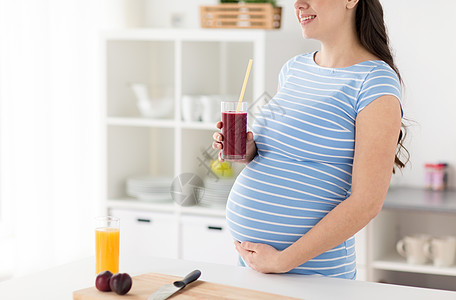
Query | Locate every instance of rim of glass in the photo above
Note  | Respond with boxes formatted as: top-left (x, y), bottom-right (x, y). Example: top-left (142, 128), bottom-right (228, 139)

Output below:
top-left (221, 101), bottom-right (248, 111)
top-left (221, 101), bottom-right (248, 105)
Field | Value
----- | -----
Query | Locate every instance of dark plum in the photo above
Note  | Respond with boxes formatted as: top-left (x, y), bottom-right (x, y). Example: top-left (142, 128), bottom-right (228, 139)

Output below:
top-left (95, 270), bottom-right (113, 292)
top-left (109, 273), bottom-right (132, 295)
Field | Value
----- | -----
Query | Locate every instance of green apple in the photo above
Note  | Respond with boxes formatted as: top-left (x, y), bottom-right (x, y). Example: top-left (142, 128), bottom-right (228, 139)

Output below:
top-left (210, 159), bottom-right (234, 178)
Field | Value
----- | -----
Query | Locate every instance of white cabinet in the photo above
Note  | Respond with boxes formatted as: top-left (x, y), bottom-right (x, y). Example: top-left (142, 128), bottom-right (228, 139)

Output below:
top-left (180, 215), bottom-right (238, 266)
top-left (109, 207), bottom-right (236, 267)
top-left (109, 208), bottom-right (179, 267)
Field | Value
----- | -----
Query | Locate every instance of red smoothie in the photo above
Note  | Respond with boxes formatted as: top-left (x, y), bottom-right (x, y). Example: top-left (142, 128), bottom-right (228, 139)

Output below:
top-left (222, 111), bottom-right (247, 160)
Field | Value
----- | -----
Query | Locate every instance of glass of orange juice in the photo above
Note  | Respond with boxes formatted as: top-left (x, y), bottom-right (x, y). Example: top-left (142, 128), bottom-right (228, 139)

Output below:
top-left (95, 216), bottom-right (120, 274)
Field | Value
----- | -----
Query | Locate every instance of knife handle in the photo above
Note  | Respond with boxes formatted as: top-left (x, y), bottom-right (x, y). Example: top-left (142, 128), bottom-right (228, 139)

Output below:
top-left (173, 270), bottom-right (201, 288)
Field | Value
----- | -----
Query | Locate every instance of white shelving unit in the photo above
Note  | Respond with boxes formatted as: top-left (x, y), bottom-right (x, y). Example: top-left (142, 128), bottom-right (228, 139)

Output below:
top-left (101, 28), bottom-right (308, 266)
top-left (367, 188), bottom-right (456, 291)
top-left (372, 254), bottom-right (456, 277)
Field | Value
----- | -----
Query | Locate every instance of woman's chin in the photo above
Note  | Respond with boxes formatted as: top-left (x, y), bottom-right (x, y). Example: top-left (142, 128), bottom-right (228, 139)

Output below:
top-left (298, 27), bottom-right (313, 39)
top-left (300, 31), bottom-right (313, 40)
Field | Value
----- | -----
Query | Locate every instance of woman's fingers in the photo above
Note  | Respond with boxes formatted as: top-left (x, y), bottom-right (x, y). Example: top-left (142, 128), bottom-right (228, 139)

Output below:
top-left (247, 131), bottom-right (254, 141)
top-left (212, 132), bottom-right (223, 152)
top-left (213, 122), bottom-right (224, 154)
top-left (214, 123), bottom-right (254, 164)
top-left (212, 132), bottom-right (223, 142)
top-left (212, 141), bottom-right (222, 150)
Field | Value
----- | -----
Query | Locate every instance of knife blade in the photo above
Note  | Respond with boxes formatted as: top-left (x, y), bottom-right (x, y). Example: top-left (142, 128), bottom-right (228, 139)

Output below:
top-left (148, 269), bottom-right (201, 300)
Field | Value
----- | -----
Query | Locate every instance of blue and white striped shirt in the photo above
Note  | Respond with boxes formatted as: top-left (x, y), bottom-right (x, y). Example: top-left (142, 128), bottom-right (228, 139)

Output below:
top-left (226, 52), bottom-right (402, 279)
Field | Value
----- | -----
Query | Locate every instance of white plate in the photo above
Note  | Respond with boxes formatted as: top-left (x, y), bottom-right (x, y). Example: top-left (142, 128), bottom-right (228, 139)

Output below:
top-left (127, 192), bottom-right (172, 202)
top-left (204, 182), bottom-right (234, 188)
top-left (127, 176), bottom-right (173, 185)
top-left (199, 202), bottom-right (227, 208)
top-left (127, 187), bottom-right (170, 192)
top-left (127, 184), bottom-right (170, 188)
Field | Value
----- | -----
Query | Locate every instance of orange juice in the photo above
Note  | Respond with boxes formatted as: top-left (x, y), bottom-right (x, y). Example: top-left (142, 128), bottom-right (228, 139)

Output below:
top-left (95, 227), bottom-right (120, 274)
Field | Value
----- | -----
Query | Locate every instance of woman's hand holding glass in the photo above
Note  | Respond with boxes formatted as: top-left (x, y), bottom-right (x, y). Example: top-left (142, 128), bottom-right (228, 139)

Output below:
top-left (212, 121), bottom-right (257, 164)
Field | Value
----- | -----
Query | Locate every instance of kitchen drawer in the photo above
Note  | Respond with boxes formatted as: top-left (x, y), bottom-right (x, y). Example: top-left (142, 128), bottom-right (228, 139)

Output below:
top-left (110, 208), bottom-right (178, 264)
top-left (180, 215), bottom-right (238, 266)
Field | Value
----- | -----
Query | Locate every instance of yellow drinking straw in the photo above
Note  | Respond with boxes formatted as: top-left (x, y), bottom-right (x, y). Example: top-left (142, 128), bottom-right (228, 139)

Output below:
top-left (236, 59), bottom-right (253, 112)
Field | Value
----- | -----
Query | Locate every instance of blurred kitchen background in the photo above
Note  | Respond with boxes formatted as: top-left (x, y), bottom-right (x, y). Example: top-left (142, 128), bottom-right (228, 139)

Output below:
top-left (0, 0), bottom-right (455, 291)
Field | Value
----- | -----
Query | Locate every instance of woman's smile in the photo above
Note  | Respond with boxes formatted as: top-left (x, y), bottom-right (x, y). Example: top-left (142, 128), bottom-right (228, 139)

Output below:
top-left (298, 13), bottom-right (317, 25)
top-left (295, 0), bottom-right (317, 27)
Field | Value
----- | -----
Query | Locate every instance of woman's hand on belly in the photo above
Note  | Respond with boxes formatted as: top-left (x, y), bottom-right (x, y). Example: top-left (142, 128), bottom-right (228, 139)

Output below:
top-left (234, 241), bottom-right (291, 274)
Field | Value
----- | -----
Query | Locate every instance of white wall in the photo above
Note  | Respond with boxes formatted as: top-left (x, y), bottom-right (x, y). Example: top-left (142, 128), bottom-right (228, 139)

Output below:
top-left (382, 0), bottom-right (456, 188)
top-left (144, 0), bottom-right (302, 34)
top-left (145, 0), bottom-right (217, 28)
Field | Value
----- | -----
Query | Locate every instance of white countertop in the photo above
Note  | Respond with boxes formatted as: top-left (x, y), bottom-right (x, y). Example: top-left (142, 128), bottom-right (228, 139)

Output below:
top-left (385, 187), bottom-right (456, 213)
top-left (1, 256), bottom-right (455, 300)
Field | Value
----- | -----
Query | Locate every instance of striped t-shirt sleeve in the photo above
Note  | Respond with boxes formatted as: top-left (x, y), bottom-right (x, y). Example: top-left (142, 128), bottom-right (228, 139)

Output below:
top-left (278, 56), bottom-right (297, 90)
top-left (355, 64), bottom-right (402, 115)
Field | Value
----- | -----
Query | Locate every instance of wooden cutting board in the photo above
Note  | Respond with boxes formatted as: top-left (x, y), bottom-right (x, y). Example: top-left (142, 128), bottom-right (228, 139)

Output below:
top-left (73, 272), bottom-right (300, 300)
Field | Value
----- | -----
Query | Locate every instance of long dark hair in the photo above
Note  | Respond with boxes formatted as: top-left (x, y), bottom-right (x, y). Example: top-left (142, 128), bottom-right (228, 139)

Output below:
top-left (355, 0), bottom-right (409, 173)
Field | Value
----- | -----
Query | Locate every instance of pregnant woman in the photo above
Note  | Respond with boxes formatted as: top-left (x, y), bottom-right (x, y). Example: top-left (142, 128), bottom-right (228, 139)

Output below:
top-left (212, 0), bottom-right (408, 279)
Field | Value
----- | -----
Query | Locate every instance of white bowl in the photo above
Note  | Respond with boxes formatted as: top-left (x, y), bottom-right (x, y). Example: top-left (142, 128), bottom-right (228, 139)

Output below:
top-left (137, 98), bottom-right (173, 118)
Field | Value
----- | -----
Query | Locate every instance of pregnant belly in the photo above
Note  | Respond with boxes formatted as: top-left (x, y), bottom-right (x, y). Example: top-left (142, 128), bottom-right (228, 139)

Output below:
top-left (225, 157), bottom-right (357, 278)
top-left (225, 157), bottom-right (349, 250)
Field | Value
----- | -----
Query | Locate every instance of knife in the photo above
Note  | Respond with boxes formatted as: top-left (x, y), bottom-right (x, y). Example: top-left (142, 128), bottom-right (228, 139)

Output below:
top-left (148, 269), bottom-right (202, 300)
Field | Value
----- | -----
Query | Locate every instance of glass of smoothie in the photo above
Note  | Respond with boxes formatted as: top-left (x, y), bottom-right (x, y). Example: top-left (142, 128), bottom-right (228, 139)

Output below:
top-left (95, 216), bottom-right (120, 274)
top-left (221, 101), bottom-right (248, 160)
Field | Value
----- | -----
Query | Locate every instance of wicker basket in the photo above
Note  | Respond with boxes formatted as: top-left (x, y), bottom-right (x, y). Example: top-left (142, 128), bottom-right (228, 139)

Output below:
top-left (200, 3), bottom-right (282, 29)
